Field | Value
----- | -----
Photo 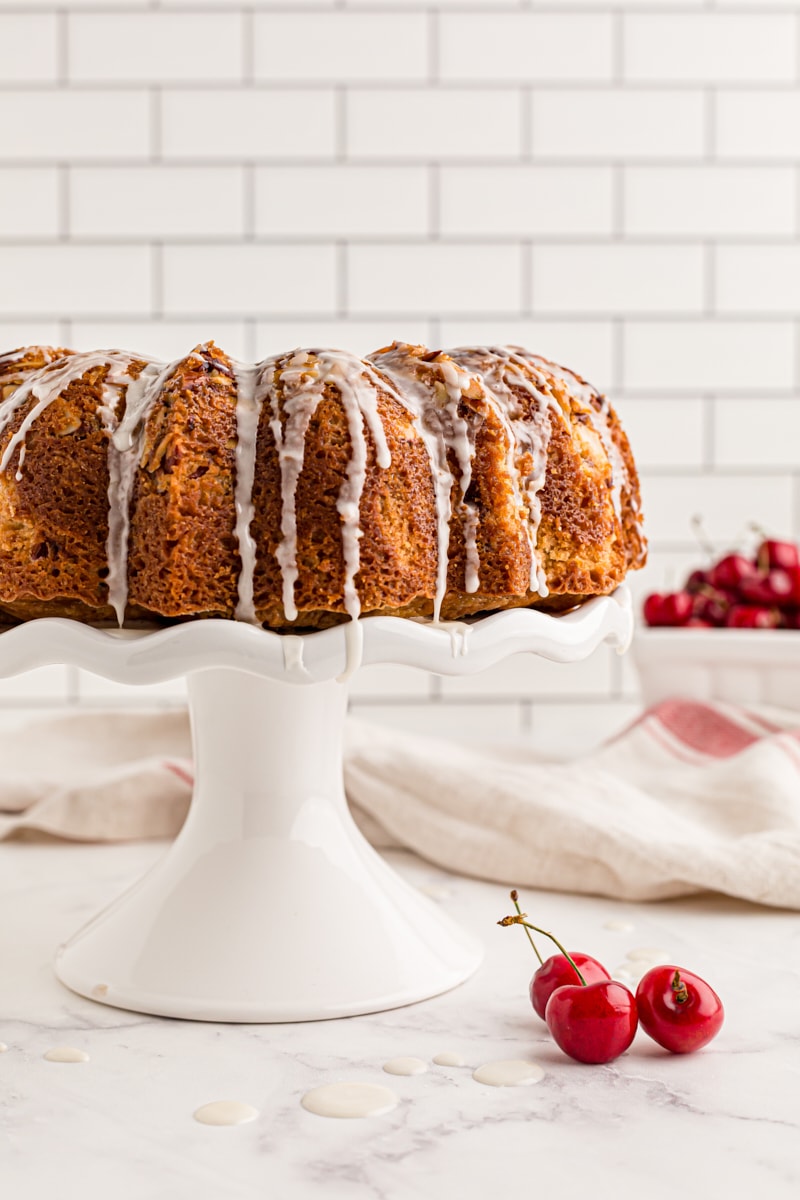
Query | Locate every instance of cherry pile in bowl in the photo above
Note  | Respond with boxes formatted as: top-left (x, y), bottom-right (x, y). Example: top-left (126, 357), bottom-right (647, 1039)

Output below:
top-left (644, 536), bottom-right (800, 630)
top-left (499, 891), bottom-right (724, 1064)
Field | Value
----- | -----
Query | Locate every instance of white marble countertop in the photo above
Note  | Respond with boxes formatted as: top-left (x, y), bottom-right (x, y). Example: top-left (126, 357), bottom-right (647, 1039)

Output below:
top-left (1, 840), bottom-right (798, 1200)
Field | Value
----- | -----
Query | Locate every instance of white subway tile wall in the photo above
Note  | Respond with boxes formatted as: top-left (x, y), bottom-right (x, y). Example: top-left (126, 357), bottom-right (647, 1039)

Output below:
top-left (1, 1), bottom-right (798, 751)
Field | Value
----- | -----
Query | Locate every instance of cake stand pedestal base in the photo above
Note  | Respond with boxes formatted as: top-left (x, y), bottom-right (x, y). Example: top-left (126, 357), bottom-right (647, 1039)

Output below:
top-left (0, 588), bottom-right (631, 1022)
top-left (55, 667), bottom-right (482, 1022)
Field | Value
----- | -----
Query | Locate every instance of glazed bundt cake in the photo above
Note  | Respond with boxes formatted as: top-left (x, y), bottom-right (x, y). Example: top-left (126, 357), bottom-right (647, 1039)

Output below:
top-left (0, 341), bottom-right (645, 630)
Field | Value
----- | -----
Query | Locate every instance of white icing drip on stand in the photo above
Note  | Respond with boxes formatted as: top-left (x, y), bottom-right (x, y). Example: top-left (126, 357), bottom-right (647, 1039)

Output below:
top-left (232, 361), bottom-right (264, 624)
top-left (338, 614), bottom-right (364, 682)
top-left (280, 634), bottom-right (307, 675)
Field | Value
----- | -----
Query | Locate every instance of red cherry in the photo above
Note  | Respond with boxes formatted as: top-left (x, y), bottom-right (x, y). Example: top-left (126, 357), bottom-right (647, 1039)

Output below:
top-left (636, 966), bottom-right (724, 1054)
top-left (643, 593), bottom-right (666, 626)
top-left (685, 569), bottom-right (710, 594)
top-left (785, 566), bottom-right (800, 605)
top-left (530, 953), bottom-right (610, 1021)
top-left (725, 605), bottom-right (780, 629)
top-left (739, 568), bottom-right (794, 606)
top-left (692, 587), bottom-right (730, 626)
top-left (660, 592), bottom-right (693, 626)
top-left (757, 538), bottom-right (800, 573)
top-left (709, 554), bottom-right (758, 592)
top-left (545, 981), bottom-right (638, 1065)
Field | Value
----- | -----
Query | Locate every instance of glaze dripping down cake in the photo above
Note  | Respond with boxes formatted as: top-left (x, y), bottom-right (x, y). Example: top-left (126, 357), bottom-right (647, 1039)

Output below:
top-left (0, 341), bottom-right (646, 630)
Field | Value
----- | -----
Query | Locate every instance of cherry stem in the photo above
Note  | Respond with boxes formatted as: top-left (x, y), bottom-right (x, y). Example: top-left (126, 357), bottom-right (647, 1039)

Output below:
top-left (509, 889), bottom-right (543, 965)
top-left (671, 970), bottom-right (689, 1004)
top-left (497, 914), bottom-right (587, 986)
top-left (690, 515), bottom-right (715, 561)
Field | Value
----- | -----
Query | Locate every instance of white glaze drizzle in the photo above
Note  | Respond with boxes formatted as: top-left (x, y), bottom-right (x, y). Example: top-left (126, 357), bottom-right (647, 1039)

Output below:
top-left (447, 346), bottom-right (559, 598)
top-left (232, 361), bottom-right (265, 624)
top-left (0, 351), bottom-right (137, 473)
top-left (443, 620), bottom-right (472, 658)
top-left (266, 350), bottom-right (322, 623)
top-left (193, 1100), bottom-right (259, 1127)
top-left (300, 1081), bottom-right (399, 1119)
top-left (281, 633), bottom-right (307, 675)
top-left (0, 350), bottom-right (178, 625)
top-left (337, 612), bottom-right (364, 683)
top-left (0, 348), bottom-right (26, 370)
top-left (525, 350), bottom-right (628, 519)
top-left (105, 355), bottom-right (186, 624)
top-left (266, 349), bottom-right (394, 628)
top-left (369, 345), bottom-right (478, 622)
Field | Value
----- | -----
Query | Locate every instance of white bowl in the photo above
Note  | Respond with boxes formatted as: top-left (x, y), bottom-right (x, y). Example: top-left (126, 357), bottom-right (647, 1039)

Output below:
top-left (634, 627), bottom-right (800, 710)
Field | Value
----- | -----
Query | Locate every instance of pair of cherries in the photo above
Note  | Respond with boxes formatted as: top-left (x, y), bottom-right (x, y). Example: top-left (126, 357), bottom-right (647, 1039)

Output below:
top-left (499, 892), bottom-right (724, 1064)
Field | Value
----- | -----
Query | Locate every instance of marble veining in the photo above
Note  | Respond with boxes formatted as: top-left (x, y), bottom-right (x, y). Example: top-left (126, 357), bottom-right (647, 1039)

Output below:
top-left (0, 842), bottom-right (798, 1199)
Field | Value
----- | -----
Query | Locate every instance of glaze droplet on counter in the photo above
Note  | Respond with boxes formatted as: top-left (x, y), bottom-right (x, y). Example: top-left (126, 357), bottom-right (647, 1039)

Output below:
top-left (433, 1051), bottom-right (466, 1067)
top-left (603, 920), bottom-right (636, 933)
top-left (43, 1046), bottom-right (89, 1063)
top-left (193, 1101), bottom-right (259, 1127)
top-left (383, 1057), bottom-right (428, 1077)
top-left (419, 884), bottom-right (454, 902)
top-left (626, 947), bottom-right (671, 964)
top-left (472, 1060), bottom-right (545, 1087)
top-left (0, 1041), bottom-right (7, 1053)
top-left (301, 1081), bottom-right (399, 1119)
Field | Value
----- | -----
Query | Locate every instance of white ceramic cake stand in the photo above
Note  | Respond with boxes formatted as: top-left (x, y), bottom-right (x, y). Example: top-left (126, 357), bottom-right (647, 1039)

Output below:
top-left (0, 588), bottom-right (631, 1023)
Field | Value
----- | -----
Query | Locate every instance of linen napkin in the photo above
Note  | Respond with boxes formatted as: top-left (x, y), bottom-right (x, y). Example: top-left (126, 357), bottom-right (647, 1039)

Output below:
top-left (2, 699), bottom-right (799, 909)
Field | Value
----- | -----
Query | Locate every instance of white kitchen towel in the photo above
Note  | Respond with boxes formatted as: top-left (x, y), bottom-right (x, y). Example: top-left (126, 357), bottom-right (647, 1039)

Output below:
top-left (2, 700), bottom-right (799, 908)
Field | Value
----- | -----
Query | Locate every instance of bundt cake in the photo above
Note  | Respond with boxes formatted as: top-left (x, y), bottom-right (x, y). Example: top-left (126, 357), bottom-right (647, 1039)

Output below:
top-left (0, 341), bottom-right (645, 630)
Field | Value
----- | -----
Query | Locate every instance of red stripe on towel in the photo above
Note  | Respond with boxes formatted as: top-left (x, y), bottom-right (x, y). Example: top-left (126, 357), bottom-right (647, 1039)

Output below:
top-left (651, 700), bottom-right (761, 759)
top-left (164, 760), bottom-right (194, 788)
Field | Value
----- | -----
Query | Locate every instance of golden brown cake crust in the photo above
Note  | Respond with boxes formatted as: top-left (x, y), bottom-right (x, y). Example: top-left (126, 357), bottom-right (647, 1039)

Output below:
top-left (0, 341), bottom-right (646, 630)
top-left (127, 345), bottom-right (241, 619)
top-left (0, 351), bottom-right (147, 624)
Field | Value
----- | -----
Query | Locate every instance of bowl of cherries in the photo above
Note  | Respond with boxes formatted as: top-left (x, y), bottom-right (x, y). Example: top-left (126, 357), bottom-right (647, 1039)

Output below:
top-left (635, 535), bottom-right (800, 709)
